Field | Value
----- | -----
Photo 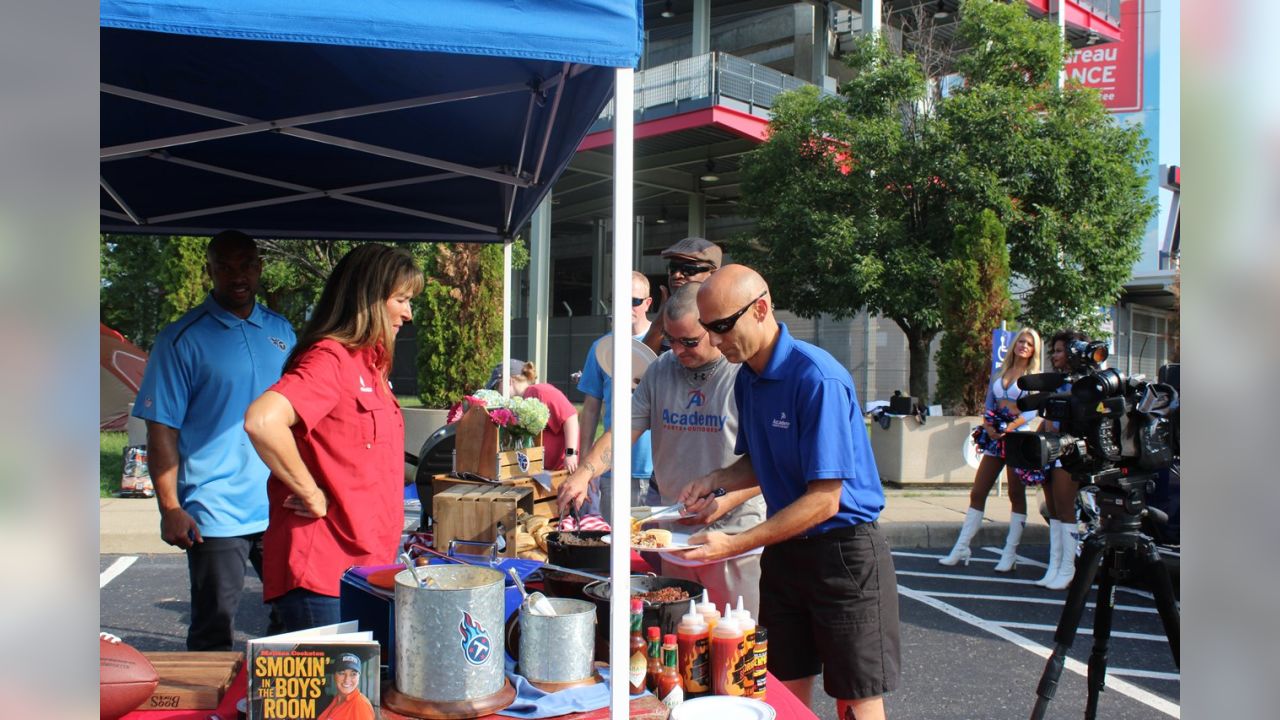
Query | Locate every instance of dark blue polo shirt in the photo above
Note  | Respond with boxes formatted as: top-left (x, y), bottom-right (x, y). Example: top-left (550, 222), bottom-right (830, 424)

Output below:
top-left (734, 324), bottom-right (884, 535)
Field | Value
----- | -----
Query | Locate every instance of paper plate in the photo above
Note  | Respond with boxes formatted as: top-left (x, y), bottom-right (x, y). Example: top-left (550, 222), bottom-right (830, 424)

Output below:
top-left (670, 695), bottom-right (776, 720)
top-left (601, 530), bottom-right (705, 553)
top-left (593, 337), bottom-right (658, 387)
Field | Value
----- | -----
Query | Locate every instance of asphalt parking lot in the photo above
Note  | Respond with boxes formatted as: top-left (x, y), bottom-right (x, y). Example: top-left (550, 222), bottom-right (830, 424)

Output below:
top-left (101, 544), bottom-right (1179, 719)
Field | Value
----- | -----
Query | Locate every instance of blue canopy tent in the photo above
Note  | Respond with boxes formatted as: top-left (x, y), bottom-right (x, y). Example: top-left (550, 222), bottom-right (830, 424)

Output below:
top-left (101, 1), bottom-right (644, 715)
top-left (100, 0), bottom-right (640, 242)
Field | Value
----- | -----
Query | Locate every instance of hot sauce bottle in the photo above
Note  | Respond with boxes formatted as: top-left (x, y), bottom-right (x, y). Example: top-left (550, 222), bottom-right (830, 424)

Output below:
top-left (750, 626), bottom-right (768, 700)
top-left (710, 604), bottom-right (747, 696)
top-left (676, 600), bottom-right (711, 697)
top-left (645, 626), bottom-right (662, 692)
top-left (732, 598), bottom-right (757, 696)
top-left (657, 633), bottom-right (685, 708)
top-left (628, 599), bottom-right (648, 695)
top-left (695, 590), bottom-right (720, 635)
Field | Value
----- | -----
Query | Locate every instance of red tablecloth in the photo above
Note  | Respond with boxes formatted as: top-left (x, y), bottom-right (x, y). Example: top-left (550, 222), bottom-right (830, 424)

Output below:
top-left (124, 666), bottom-right (817, 720)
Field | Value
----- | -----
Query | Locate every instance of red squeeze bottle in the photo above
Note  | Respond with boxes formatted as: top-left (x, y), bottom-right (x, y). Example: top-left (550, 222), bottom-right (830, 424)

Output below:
top-left (710, 604), bottom-right (747, 696)
top-left (628, 599), bottom-right (648, 695)
top-left (645, 626), bottom-right (663, 692)
top-left (676, 600), bottom-right (711, 697)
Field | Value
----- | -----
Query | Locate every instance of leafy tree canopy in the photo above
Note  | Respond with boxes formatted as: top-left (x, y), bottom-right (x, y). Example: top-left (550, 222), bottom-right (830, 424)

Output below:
top-left (733, 0), bottom-right (1155, 399)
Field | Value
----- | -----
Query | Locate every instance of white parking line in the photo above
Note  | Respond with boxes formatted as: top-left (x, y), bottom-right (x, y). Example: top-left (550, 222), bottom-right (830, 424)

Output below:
top-left (995, 621), bottom-right (1175, 643)
top-left (100, 556), bottom-right (137, 588)
top-left (920, 591), bottom-right (1160, 614)
top-left (1107, 668), bottom-right (1181, 682)
top-left (898, 570), bottom-right (1044, 586)
top-left (897, 549), bottom-right (1165, 601)
top-left (899, 583), bottom-right (1180, 718)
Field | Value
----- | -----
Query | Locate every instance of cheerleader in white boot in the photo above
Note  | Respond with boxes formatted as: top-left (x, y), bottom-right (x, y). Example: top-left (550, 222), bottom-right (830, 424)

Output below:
top-left (1036, 330), bottom-right (1089, 588)
top-left (940, 328), bottom-right (1042, 570)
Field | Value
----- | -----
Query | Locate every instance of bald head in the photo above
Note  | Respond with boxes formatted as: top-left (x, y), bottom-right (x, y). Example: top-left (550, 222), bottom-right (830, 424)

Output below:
top-left (696, 264), bottom-right (776, 370)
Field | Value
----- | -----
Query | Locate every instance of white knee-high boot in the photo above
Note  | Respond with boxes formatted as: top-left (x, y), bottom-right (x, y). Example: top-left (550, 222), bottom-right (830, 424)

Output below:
top-left (993, 512), bottom-right (1026, 573)
top-left (939, 508), bottom-right (984, 566)
top-left (1036, 519), bottom-right (1062, 586)
top-left (1045, 522), bottom-right (1079, 590)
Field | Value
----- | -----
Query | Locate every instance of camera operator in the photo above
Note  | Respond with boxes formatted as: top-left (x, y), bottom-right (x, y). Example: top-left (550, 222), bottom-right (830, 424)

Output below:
top-left (939, 328), bottom-right (1044, 572)
top-left (1036, 329), bottom-right (1089, 590)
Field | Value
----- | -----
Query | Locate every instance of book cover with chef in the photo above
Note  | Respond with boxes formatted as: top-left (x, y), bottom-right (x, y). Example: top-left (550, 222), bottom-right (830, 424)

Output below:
top-left (247, 622), bottom-right (380, 720)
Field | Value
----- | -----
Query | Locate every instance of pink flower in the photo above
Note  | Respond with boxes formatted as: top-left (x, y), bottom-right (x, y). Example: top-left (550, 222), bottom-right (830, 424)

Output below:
top-left (463, 395), bottom-right (486, 407)
top-left (489, 408), bottom-right (517, 427)
top-left (445, 401), bottom-right (466, 425)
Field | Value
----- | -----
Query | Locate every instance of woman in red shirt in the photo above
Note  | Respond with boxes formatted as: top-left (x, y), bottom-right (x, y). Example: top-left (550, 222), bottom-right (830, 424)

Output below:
top-left (491, 359), bottom-right (579, 473)
top-left (245, 244), bottom-right (423, 630)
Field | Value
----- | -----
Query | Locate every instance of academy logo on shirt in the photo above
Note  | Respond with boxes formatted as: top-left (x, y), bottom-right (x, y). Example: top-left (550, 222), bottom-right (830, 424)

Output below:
top-left (358, 375), bottom-right (374, 393)
top-left (269, 336), bottom-right (287, 351)
top-left (771, 412), bottom-right (791, 430)
top-left (685, 389), bottom-right (706, 409)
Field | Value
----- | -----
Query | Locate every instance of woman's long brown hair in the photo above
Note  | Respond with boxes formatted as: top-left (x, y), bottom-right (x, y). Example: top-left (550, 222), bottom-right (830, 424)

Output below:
top-left (287, 243), bottom-right (424, 380)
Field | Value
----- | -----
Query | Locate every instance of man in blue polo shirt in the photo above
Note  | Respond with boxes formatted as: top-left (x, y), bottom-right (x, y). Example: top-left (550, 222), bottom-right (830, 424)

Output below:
top-left (681, 264), bottom-right (900, 720)
top-left (133, 230), bottom-right (296, 651)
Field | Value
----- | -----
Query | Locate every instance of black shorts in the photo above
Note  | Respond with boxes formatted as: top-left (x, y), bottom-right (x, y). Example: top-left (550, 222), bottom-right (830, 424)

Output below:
top-left (758, 521), bottom-right (901, 700)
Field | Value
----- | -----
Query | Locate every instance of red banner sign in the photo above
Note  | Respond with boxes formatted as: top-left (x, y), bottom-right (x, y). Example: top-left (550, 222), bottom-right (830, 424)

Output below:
top-left (1064, 0), bottom-right (1143, 113)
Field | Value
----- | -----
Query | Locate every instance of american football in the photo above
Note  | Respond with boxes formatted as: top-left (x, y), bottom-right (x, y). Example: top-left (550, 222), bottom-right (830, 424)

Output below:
top-left (100, 635), bottom-right (158, 719)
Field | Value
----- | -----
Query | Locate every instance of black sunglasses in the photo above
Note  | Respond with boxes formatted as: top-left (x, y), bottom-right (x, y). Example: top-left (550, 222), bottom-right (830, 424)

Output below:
top-left (699, 290), bottom-right (768, 335)
top-left (631, 296), bottom-right (648, 307)
top-left (663, 331), bottom-right (706, 349)
top-left (668, 261), bottom-right (715, 277)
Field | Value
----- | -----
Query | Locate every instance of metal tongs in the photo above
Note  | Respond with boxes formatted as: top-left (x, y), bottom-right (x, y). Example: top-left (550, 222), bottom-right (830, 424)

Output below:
top-left (632, 487), bottom-right (726, 524)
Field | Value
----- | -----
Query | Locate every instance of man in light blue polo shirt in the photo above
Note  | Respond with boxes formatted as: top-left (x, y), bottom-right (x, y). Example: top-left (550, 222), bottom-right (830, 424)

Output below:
top-left (680, 265), bottom-right (901, 720)
top-left (133, 230), bottom-right (296, 651)
top-left (576, 270), bottom-right (655, 512)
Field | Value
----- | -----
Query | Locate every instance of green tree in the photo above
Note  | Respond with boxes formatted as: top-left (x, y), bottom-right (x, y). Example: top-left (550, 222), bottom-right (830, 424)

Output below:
top-left (936, 210), bottom-right (1012, 414)
top-left (100, 234), bottom-right (210, 349)
top-left (415, 241), bottom-right (528, 407)
top-left (734, 0), bottom-right (1155, 400)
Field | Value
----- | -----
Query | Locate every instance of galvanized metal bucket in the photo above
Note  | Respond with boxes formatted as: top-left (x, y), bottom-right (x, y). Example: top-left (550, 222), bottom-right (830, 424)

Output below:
top-left (518, 598), bottom-right (596, 684)
top-left (394, 564), bottom-right (506, 702)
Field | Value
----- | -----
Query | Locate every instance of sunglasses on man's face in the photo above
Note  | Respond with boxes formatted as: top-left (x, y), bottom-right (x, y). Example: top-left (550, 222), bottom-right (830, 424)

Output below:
top-left (668, 261), bottom-right (715, 277)
top-left (631, 296), bottom-right (648, 307)
top-left (699, 290), bottom-right (768, 335)
top-left (663, 331), bottom-right (706, 349)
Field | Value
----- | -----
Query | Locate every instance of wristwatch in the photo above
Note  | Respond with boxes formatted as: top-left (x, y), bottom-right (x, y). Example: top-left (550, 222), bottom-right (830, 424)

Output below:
top-left (564, 448), bottom-right (577, 456)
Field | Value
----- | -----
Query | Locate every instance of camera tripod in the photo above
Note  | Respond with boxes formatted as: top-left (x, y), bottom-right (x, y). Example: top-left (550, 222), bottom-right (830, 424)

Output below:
top-left (1030, 472), bottom-right (1180, 720)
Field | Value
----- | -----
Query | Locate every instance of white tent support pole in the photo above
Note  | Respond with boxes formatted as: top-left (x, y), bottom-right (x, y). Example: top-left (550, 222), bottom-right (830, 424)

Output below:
top-left (608, 66), bottom-right (634, 720)
top-left (142, 154), bottom-right (495, 231)
top-left (531, 63), bottom-right (570, 185)
top-left (502, 238), bottom-right (514, 395)
top-left (100, 84), bottom-right (528, 188)
top-left (278, 127), bottom-right (531, 186)
top-left (528, 196), bottom-right (552, 375)
top-left (100, 176), bottom-right (142, 225)
top-left (100, 81), bottom-right (534, 159)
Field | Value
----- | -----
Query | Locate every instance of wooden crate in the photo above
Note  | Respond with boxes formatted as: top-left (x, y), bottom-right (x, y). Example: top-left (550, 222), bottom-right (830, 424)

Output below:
top-left (453, 406), bottom-right (545, 479)
top-left (433, 484), bottom-right (534, 557)
top-left (430, 470), bottom-right (567, 519)
top-left (141, 651), bottom-right (243, 710)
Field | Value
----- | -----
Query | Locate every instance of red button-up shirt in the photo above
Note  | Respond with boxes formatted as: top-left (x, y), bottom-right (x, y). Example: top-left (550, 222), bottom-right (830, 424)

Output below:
top-left (262, 339), bottom-right (404, 600)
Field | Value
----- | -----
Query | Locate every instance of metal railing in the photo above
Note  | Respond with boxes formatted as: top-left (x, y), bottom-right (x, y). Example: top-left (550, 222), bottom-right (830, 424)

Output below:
top-left (597, 52), bottom-right (830, 121)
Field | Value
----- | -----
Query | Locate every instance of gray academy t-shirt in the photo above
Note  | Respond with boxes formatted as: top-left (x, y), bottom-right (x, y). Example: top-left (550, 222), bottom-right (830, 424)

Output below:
top-left (632, 353), bottom-right (766, 535)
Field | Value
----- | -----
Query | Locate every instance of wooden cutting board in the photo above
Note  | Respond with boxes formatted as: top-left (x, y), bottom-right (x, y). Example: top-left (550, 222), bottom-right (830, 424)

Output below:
top-left (141, 651), bottom-right (244, 710)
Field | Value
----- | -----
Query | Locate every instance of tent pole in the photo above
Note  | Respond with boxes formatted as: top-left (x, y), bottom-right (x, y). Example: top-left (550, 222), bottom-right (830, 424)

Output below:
top-left (503, 238), bottom-right (513, 394)
top-left (528, 196), bottom-right (552, 375)
top-left (608, 66), bottom-right (634, 720)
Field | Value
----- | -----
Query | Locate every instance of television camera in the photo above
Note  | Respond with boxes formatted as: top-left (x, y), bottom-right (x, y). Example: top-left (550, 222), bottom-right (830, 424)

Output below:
top-left (1004, 340), bottom-right (1181, 720)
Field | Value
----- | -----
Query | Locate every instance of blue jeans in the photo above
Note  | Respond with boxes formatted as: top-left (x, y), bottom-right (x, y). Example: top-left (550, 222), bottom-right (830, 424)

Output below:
top-left (272, 588), bottom-right (341, 632)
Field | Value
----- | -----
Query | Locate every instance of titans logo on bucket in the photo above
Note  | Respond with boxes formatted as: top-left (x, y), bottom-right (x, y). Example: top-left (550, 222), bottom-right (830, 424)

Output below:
top-left (459, 611), bottom-right (492, 666)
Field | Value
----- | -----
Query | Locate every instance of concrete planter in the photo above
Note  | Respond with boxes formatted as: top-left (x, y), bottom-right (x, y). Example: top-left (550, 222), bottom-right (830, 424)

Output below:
top-left (869, 415), bottom-right (981, 486)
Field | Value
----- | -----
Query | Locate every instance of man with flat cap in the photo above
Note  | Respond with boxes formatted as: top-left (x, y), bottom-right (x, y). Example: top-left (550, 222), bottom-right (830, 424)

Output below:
top-left (640, 236), bottom-right (723, 355)
top-left (680, 264), bottom-right (901, 720)
top-left (317, 652), bottom-right (375, 720)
